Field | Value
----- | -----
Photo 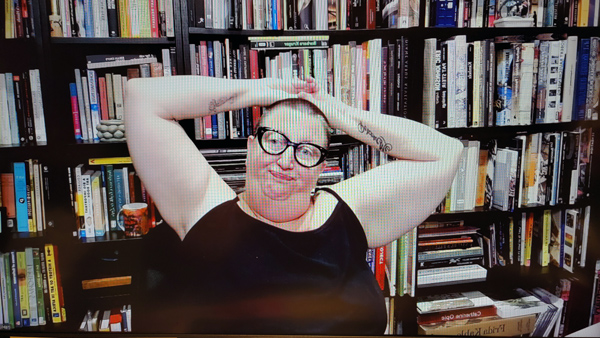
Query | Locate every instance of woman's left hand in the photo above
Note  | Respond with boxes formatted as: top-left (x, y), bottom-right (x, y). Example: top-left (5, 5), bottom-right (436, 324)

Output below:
top-left (297, 78), bottom-right (354, 131)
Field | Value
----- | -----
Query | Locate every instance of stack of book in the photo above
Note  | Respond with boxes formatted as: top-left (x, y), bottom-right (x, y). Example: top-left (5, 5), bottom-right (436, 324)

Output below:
top-left (4, 0), bottom-right (36, 38)
top-left (70, 52), bottom-right (177, 142)
top-left (416, 220), bottom-right (487, 287)
top-left (48, 0), bottom-right (176, 38)
top-left (417, 291), bottom-right (538, 336)
top-left (423, 36), bottom-right (600, 129)
top-left (67, 158), bottom-right (160, 241)
top-left (0, 160), bottom-right (52, 234)
top-left (79, 305), bottom-right (131, 332)
top-left (0, 245), bottom-right (67, 330)
top-left (0, 71), bottom-right (48, 146)
top-left (191, 36), bottom-right (411, 140)
top-left (187, 0), bottom-right (420, 30)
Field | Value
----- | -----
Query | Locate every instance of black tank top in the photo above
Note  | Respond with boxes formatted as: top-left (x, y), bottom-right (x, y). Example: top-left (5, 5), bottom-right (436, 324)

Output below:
top-left (137, 187), bottom-right (387, 335)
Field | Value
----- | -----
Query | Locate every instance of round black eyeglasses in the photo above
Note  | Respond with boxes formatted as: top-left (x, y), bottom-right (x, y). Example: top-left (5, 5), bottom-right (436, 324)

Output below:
top-left (255, 127), bottom-right (328, 168)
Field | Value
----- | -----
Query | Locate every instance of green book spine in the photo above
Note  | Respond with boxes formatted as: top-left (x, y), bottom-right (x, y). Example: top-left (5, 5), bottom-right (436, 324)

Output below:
top-left (16, 251), bottom-right (30, 326)
top-left (1, 253), bottom-right (15, 329)
top-left (32, 248), bottom-right (46, 325)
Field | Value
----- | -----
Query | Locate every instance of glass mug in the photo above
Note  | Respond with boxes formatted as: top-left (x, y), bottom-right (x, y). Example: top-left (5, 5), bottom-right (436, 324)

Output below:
top-left (117, 203), bottom-right (150, 237)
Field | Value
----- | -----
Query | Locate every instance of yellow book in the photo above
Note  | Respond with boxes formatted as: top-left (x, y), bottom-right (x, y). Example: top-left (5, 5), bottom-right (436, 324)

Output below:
top-left (5, 0), bottom-right (14, 39)
top-left (119, 0), bottom-right (130, 37)
top-left (138, 0), bottom-right (152, 37)
top-left (17, 251), bottom-right (30, 326)
top-left (541, 209), bottom-right (551, 266)
top-left (578, 0), bottom-right (590, 26)
top-left (27, 159), bottom-right (37, 233)
top-left (419, 314), bottom-right (537, 336)
top-left (44, 244), bottom-right (63, 323)
top-left (88, 157), bottom-right (132, 165)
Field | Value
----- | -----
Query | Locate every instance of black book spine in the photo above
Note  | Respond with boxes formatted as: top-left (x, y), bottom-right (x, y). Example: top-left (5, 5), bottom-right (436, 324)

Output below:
top-left (418, 255), bottom-right (484, 268)
top-left (188, 0), bottom-right (196, 27)
top-left (401, 37), bottom-right (410, 118)
top-left (12, 76), bottom-right (28, 145)
top-left (467, 42), bottom-right (474, 127)
top-left (170, 47), bottom-right (178, 75)
top-left (239, 45), bottom-right (253, 136)
top-left (21, 72), bottom-right (36, 145)
top-left (107, 0), bottom-right (120, 37)
top-left (68, 0), bottom-right (78, 37)
top-left (286, 0), bottom-right (297, 29)
top-left (395, 39), bottom-right (403, 117)
top-left (486, 40), bottom-right (495, 126)
top-left (381, 46), bottom-right (388, 116)
top-left (387, 42), bottom-right (396, 116)
top-left (375, 0), bottom-right (383, 27)
top-left (440, 42), bottom-right (448, 127)
top-left (299, 0), bottom-right (313, 29)
top-left (26, 0), bottom-right (36, 37)
top-left (351, 0), bottom-right (366, 28)
top-left (434, 39), bottom-right (442, 128)
top-left (195, 0), bottom-right (206, 27)
top-left (228, 0), bottom-right (236, 28)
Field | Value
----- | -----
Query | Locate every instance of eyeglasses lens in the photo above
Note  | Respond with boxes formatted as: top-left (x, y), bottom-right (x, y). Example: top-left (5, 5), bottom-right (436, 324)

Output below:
top-left (260, 130), bottom-right (322, 167)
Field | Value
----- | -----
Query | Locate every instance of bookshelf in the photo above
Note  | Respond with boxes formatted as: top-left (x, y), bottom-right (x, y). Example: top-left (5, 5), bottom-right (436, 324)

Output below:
top-left (0, 0), bottom-right (599, 335)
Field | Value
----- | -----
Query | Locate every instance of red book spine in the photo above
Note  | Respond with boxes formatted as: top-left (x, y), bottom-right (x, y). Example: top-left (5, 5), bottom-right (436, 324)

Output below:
top-left (14, 0), bottom-right (24, 38)
top-left (375, 246), bottom-right (386, 290)
top-left (148, 0), bottom-right (159, 38)
top-left (249, 49), bottom-right (261, 130)
top-left (98, 77), bottom-right (109, 121)
top-left (69, 83), bottom-right (83, 140)
top-left (417, 305), bottom-right (498, 325)
top-left (366, 0), bottom-right (376, 29)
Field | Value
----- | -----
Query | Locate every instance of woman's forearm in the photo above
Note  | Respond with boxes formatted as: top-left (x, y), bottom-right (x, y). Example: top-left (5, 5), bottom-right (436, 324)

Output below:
top-left (334, 108), bottom-right (463, 162)
top-left (126, 75), bottom-right (258, 121)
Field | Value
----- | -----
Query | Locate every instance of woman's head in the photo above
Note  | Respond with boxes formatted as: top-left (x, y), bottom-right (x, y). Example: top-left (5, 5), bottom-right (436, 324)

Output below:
top-left (245, 98), bottom-right (332, 202)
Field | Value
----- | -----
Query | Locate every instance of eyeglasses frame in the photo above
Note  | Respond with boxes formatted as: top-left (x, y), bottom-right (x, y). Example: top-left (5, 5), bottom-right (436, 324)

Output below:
top-left (254, 127), bottom-right (329, 168)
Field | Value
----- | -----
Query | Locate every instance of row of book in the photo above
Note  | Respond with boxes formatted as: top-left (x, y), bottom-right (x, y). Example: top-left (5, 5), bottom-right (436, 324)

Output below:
top-left (416, 288), bottom-right (566, 336)
top-left (0, 71), bottom-right (48, 146)
top-left (191, 36), bottom-right (410, 140)
top-left (422, 36), bottom-right (600, 129)
top-left (0, 245), bottom-right (66, 330)
top-left (425, 0), bottom-right (599, 27)
top-left (487, 206), bottom-right (592, 271)
top-left (67, 159), bottom-right (159, 241)
top-left (69, 50), bottom-right (178, 142)
top-left (0, 160), bottom-right (51, 234)
top-left (439, 129), bottom-right (594, 214)
top-left (4, 0), bottom-right (36, 38)
top-left (79, 305), bottom-right (131, 332)
top-left (49, 0), bottom-right (176, 38)
top-left (591, 260), bottom-right (600, 327)
top-left (187, 0), bottom-right (420, 30)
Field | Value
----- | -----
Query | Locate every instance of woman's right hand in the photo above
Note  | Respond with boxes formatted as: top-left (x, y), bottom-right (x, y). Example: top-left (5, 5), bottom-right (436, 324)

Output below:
top-left (249, 77), bottom-right (317, 107)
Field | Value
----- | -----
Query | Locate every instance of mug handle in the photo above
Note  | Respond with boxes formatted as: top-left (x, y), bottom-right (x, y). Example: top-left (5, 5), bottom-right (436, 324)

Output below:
top-left (116, 208), bottom-right (125, 231)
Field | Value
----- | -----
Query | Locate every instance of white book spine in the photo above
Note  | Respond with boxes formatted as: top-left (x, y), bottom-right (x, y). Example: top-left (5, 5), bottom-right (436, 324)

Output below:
top-left (518, 43), bottom-right (535, 125)
top-left (86, 70), bottom-right (101, 140)
top-left (580, 205), bottom-right (590, 267)
top-left (61, 0), bottom-right (72, 37)
top-left (561, 36), bottom-right (578, 123)
top-left (130, 0), bottom-right (141, 37)
top-left (446, 40), bottom-right (456, 128)
top-left (112, 74), bottom-right (124, 119)
top-left (74, 70), bottom-right (89, 140)
top-left (33, 162), bottom-right (44, 232)
top-left (0, 74), bottom-right (12, 145)
top-left (75, 0), bottom-right (86, 37)
top-left (99, 0), bottom-right (109, 37)
top-left (81, 171), bottom-right (95, 238)
top-left (165, 0), bottom-right (175, 36)
top-left (454, 35), bottom-right (468, 128)
top-left (473, 41), bottom-right (482, 127)
top-left (105, 73), bottom-right (115, 119)
top-left (29, 70), bottom-right (48, 144)
top-left (368, 39), bottom-right (382, 114)
top-left (162, 49), bottom-right (172, 76)
top-left (544, 41), bottom-right (561, 124)
top-left (354, 47), bottom-right (364, 109)
top-left (122, 167), bottom-right (130, 204)
top-left (423, 39), bottom-right (437, 128)
top-left (81, 76), bottom-right (95, 141)
top-left (25, 247), bottom-right (38, 326)
top-left (0, 255), bottom-right (9, 325)
top-left (92, 0), bottom-right (102, 37)
top-left (400, 0), bottom-right (409, 27)
top-left (563, 209), bottom-right (577, 272)
top-left (5, 73), bottom-right (20, 144)
top-left (333, 44), bottom-right (342, 99)
top-left (586, 37), bottom-right (599, 120)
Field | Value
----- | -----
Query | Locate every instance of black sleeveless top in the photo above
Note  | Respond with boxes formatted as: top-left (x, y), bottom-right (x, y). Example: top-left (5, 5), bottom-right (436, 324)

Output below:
top-left (137, 187), bottom-right (387, 335)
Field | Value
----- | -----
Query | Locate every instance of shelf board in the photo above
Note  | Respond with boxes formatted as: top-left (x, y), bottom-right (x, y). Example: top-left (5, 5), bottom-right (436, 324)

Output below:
top-left (436, 120), bottom-right (600, 138)
top-left (51, 37), bottom-right (175, 45)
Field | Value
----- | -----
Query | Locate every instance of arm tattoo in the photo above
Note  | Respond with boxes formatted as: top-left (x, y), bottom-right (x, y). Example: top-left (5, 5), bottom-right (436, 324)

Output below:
top-left (358, 121), bottom-right (393, 152)
top-left (208, 96), bottom-right (235, 113)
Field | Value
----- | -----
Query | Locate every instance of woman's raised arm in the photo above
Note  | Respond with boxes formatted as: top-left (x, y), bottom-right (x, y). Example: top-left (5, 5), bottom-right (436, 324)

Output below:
top-left (299, 85), bottom-right (464, 248)
top-left (125, 76), bottom-right (314, 239)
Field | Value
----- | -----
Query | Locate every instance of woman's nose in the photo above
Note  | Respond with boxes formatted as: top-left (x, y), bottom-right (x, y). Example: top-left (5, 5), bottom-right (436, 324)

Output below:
top-left (276, 146), bottom-right (296, 169)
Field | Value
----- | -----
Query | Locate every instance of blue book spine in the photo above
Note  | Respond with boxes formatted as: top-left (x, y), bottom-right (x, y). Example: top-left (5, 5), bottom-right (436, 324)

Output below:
top-left (13, 162), bottom-right (29, 233)
top-left (83, 0), bottom-right (94, 37)
top-left (207, 41), bottom-right (219, 138)
top-left (366, 248), bottom-right (376, 273)
top-left (9, 251), bottom-right (21, 328)
top-left (271, 0), bottom-right (278, 29)
top-left (435, 0), bottom-right (458, 27)
top-left (574, 38), bottom-right (590, 121)
top-left (113, 169), bottom-right (125, 221)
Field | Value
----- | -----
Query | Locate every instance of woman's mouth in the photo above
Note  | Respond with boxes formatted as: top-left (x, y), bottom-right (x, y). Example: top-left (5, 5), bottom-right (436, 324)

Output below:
top-left (269, 170), bottom-right (295, 181)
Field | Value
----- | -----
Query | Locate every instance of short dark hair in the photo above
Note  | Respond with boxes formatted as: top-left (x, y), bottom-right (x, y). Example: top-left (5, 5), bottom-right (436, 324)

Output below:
top-left (259, 98), bottom-right (332, 148)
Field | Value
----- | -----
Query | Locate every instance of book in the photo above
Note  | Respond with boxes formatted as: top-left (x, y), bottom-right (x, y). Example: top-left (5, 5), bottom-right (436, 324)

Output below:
top-left (86, 54), bottom-right (158, 70)
top-left (417, 264), bottom-right (487, 287)
top-left (418, 313), bottom-right (537, 335)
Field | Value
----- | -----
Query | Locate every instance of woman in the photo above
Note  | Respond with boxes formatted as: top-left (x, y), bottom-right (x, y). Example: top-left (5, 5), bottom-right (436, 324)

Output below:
top-left (125, 75), bottom-right (464, 334)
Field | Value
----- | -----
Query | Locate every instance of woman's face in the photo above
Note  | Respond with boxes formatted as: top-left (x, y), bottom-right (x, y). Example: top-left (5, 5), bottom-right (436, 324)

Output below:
top-left (246, 106), bottom-right (328, 202)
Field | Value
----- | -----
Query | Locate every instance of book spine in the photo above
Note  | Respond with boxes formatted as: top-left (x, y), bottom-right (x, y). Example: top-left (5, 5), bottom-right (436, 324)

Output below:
top-left (43, 245), bottom-right (62, 323)
top-left (9, 252), bottom-right (21, 327)
top-left (73, 70), bottom-right (89, 141)
top-left (13, 162), bottom-right (29, 232)
top-left (417, 305), bottom-right (497, 325)
top-left (32, 249), bottom-right (45, 325)
top-left (4, 74), bottom-right (20, 144)
top-left (28, 70), bottom-right (47, 144)
top-left (24, 248), bottom-right (38, 326)
top-left (16, 251), bottom-right (30, 326)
